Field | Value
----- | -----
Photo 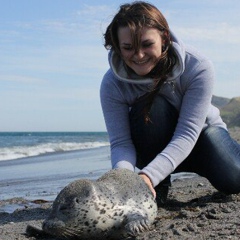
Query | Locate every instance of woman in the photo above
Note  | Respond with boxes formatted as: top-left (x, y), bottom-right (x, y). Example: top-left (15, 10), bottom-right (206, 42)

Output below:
top-left (100, 1), bottom-right (240, 206)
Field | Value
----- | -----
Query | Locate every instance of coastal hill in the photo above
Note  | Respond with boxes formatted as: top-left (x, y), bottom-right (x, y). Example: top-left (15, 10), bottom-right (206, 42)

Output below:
top-left (212, 95), bottom-right (240, 128)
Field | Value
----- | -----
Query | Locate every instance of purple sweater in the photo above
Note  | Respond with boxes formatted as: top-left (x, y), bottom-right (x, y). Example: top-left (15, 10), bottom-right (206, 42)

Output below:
top-left (100, 31), bottom-right (226, 187)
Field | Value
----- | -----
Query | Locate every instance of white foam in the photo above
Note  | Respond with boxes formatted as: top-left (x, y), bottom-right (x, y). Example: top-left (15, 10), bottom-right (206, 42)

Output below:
top-left (0, 141), bottom-right (110, 161)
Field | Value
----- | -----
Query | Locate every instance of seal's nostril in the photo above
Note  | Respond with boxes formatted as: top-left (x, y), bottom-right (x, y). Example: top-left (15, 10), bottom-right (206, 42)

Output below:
top-left (42, 221), bottom-right (46, 229)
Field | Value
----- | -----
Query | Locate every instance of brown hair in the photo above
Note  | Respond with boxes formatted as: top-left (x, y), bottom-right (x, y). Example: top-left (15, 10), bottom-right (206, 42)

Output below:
top-left (104, 1), bottom-right (178, 87)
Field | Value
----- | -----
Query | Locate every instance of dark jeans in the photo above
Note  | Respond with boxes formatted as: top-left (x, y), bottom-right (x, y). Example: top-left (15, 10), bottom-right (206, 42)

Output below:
top-left (130, 95), bottom-right (240, 194)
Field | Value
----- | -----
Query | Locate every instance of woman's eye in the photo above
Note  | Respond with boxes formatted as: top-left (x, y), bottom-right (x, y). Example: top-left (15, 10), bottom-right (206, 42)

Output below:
top-left (122, 46), bottom-right (133, 51)
top-left (142, 42), bottom-right (154, 48)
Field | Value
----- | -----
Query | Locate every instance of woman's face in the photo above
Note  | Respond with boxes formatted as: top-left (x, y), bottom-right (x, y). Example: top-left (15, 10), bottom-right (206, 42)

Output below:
top-left (118, 26), bottom-right (164, 76)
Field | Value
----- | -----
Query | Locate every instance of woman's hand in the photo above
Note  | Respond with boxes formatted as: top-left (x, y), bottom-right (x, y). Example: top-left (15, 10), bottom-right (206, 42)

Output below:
top-left (139, 173), bottom-right (156, 198)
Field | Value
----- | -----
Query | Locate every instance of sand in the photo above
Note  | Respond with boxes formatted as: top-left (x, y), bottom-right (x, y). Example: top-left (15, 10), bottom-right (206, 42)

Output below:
top-left (0, 127), bottom-right (240, 240)
top-left (1, 176), bottom-right (240, 240)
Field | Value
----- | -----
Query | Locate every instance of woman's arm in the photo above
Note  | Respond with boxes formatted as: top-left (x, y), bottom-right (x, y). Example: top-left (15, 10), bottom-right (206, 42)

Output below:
top-left (100, 70), bottom-right (137, 171)
top-left (140, 59), bottom-right (215, 187)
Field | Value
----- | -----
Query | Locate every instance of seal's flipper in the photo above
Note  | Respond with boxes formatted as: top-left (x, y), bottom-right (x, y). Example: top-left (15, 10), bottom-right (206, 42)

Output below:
top-left (125, 215), bottom-right (152, 236)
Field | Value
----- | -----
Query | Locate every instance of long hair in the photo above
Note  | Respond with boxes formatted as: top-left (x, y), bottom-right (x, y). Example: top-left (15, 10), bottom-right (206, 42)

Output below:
top-left (104, 1), bottom-right (178, 89)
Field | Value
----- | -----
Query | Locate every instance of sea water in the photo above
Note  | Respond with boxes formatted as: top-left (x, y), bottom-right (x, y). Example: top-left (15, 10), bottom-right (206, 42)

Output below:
top-left (0, 132), bottom-right (111, 203)
top-left (0, 132), bottom-right (110, 161)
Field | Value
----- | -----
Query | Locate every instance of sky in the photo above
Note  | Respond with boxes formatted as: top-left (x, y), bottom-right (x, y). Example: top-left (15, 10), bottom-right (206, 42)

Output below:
top-left (0, 0), bottom-right (240, 132)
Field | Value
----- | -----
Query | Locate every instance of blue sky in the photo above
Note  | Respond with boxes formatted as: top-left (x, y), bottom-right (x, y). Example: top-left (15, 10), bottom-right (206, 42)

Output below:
top-left (1, 0), bottom-right (240, 132)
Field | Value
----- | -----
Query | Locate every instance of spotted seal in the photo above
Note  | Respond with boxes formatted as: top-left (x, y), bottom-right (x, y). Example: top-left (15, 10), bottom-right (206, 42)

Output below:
top-left (26, 168), bottom-right (157, 239)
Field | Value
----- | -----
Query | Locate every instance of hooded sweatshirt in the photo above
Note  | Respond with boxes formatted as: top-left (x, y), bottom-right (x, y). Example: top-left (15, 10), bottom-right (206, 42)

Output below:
top-left (100, 31), bottom-right (227, 187)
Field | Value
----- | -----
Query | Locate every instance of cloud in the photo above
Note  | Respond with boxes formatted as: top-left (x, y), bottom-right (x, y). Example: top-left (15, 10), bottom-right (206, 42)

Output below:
top-left (77, 4), bottom-right (115, 21)
top-left (176, 23), bottom-right (240, 44)
top-left (17, 4), bottom-right (115, 36)
top-left (0, 75), bottom-right (46, 84)
top-left (1, 3), bottom-right (117, 43)
top-left (76, 4), bottom-right (116, 34)
top-left (172, 21), bottom-right (240, 64)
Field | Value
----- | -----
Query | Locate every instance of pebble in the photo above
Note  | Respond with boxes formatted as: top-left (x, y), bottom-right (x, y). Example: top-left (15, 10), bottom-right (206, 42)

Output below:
top-left (221, 207), bottom-right (232, 213)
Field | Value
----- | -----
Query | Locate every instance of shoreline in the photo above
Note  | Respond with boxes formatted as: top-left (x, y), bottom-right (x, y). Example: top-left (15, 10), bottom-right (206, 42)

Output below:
top-left (0, 146), bottom-right (111, 201)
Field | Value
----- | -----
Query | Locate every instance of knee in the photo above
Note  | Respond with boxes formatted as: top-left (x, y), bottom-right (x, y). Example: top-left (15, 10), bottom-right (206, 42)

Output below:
top-left (227, 173), bottom-right (240, 194)
top-left (215, 170), bottom-right (240, 194)
top-left (202, 127), bottom-right (240, 194)
top-left (208, 158), bottom-right (240, 194)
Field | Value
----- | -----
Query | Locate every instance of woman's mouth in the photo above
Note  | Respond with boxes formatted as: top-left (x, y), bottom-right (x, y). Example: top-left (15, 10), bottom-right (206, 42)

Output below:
top-left (133, 59), bottom-right (149, 65)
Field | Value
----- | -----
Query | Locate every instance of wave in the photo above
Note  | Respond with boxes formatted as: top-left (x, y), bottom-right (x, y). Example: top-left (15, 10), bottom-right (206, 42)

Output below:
top-left (0, 141), bottom-right (110, 161)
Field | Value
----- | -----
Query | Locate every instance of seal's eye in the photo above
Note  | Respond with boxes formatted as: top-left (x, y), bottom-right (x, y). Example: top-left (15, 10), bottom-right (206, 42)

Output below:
top-left (59, 204), bottom-right (68, 211)
top-left (75, 198), bottom-right (80, 204)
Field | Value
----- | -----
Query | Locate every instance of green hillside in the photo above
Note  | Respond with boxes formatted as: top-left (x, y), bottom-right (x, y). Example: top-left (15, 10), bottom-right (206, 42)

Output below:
top-left (220, 97), bottom-right (240, 128)
top-left (211, 95), bottom-right (230, 108)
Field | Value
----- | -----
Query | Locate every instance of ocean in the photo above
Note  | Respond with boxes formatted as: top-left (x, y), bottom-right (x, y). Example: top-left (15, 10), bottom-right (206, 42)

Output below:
top-left (0, 132), bottom-right (110, 161)
top-left (0, 132), bottom-right (112, 210)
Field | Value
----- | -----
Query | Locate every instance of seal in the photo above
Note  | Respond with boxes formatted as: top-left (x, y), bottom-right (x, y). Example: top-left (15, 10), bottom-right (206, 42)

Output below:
top-left (26, 168), bottom-right (157, 239)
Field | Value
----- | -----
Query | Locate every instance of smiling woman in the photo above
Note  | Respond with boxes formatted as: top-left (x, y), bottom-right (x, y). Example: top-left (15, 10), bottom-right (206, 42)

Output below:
top-left (100, 1), bottom-right (240, 207)
top-left (104, 1), bottom-right (177, 87)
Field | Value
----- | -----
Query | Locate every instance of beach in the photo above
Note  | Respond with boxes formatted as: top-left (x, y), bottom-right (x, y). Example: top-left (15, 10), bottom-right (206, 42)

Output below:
top-left (0, 128), bottom-right (240, 239)
top-left (0, 147), bottom-right (111, 202)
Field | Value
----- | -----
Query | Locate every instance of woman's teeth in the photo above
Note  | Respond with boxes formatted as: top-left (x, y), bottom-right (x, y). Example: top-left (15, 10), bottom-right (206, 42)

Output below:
top-left (134, 60), bottom-right (148, 64)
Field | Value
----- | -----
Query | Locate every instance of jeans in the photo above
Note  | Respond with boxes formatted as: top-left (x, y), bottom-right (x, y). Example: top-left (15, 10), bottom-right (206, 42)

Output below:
top-left (130, 94), bottom-right (240, 194)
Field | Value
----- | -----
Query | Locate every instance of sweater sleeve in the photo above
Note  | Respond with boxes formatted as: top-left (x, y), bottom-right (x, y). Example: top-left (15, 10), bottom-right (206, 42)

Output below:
top-left (100, 70), bottom-right (137, 172)
top-left (139, 59), bottom-right (215, 187)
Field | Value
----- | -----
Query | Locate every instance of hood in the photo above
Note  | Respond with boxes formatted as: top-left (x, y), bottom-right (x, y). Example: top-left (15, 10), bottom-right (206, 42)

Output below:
top-left (108, 30), bottom-right (186, 85)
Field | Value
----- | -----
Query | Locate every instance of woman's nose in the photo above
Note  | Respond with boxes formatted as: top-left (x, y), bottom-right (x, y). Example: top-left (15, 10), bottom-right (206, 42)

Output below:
top-left (134, 48), bottom-right (145, 58)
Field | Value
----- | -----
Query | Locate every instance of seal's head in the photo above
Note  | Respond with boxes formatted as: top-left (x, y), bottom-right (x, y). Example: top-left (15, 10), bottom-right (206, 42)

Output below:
top-left (42, 179), bottom-right (99, 239)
